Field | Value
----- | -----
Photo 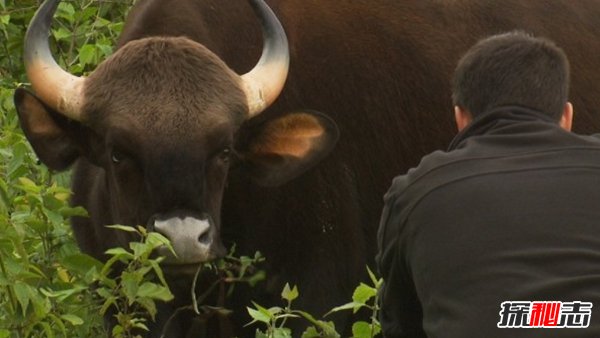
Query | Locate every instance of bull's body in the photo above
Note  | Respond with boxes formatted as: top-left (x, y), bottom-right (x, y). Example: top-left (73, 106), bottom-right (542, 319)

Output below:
top-left (17, 0), bottom-right (600, 337)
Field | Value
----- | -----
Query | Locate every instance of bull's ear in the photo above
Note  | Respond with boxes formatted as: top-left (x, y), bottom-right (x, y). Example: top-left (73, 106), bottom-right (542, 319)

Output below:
top-left (14, 88), bottom-right (86, 171)
top-left (237, 111), bottom-right (339, 187)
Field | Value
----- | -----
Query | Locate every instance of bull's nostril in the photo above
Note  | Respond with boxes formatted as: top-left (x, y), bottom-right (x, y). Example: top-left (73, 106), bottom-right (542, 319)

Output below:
top-left (198, 232), bottom-right (210, 244)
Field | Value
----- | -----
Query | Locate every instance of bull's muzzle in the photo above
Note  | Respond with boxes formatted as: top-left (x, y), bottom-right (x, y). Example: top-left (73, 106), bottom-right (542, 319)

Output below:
top-left (151, 214), bottom-right (226, 264)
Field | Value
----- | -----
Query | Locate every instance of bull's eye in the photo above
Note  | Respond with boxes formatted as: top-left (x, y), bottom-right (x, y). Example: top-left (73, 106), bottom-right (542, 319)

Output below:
top-left (111, 150), bottom-right (125, 164)
top-left (219, 147), bottom-right (231, 162)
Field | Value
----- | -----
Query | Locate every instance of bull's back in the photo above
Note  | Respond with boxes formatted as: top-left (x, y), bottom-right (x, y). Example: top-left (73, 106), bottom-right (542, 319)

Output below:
top-left (119, 0), bottom-right (600, 176)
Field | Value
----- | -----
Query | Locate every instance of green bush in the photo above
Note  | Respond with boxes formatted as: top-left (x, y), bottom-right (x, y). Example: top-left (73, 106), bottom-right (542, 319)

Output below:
top-left (0, 1), bottom-right (134, 336)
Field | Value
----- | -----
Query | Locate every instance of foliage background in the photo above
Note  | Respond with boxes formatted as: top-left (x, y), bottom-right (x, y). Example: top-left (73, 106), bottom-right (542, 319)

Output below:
top-left (0, 1), bottom-right (134, 336)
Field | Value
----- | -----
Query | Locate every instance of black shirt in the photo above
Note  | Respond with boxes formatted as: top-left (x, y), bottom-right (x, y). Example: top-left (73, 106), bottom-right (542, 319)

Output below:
top-left (377, 106), bottom-right (600, 337)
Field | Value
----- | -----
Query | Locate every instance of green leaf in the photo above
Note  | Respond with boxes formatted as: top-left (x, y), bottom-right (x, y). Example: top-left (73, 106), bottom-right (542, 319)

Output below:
top-left (105, 247), bottom-right (133, 258)
top-left (281, 283), bottom-right (299, 303)
top-left (78, 44), bottom-right (97, 66)
top-left (301, 326), bottom-right (321, 338)
top-left (79, 6), bottom-right (97, 22)
top-left (57, 2), bottom-right (75, 23)
top-left (254, 301), bottom-right (276, 319)
top-left (96, 43), bottom-right (113, 58)
top-left (326, 301), bottom-right (363, 315)
top-left (17, 176), bottom-right (41, 194)
top-left (273, 327), bottom-right (293, 338)
top-left (44, 207), bottom-right (63, 226)
top-left (352, 321), bottom-right (370, 338)
top-left (137, 297), bottom-right (158, 319)
top-left (277, 313), bottom-right (301, 321)
top-left (55, 267), bottom-right (70, 283)
top-left (367, 265), bottom-right (383, 288)
top-left (40, 286), bottom-right (86, 302)
top-left (112, 324), bottom-right (124, 336)
top-left (136, 282), bottom-right (174, 302)
top-left (95, 17), bottom-right (111, 27)
top-left (106, 224), bottom-right (139, 233)
top-left (99, 296), bottom-right (117, 316)
top-left (135, 265), bottom-right (153, 278)
top-left (0, 14), bottom-right (9, 25)
top-left (352, 283), bottom-right (377, 304)
top-left (8, 142), bottom-right (28, 180)
top-left (149, 260), bottom-right (169, 287)
top-left (0, 329), bottom-right (11, 338)
top-left (14, 282), bottom-right (31, 316)
top-left (248, 269), bottom-right (266, 287)
top-left (58, 206), bottom-right (88, 217)
top-left (246, 306), bottom-right (271, 325)
top-left (110, 22), bottom-right (125, 35)
top-left (96, 287), bottom-right (113, 299)
top-left (130, 241), bottom-right (149, 259)
top-left (121, 271), bottom-right (141, 304)
top-left (27, 264), bottom-right (48, 280)
top-left (372, 323), bottom-right (382, 337)
top-left (101, 254), bottom-right (127, 278)
top-left (48, 313), bottom-right (67, 336)
top-left (268, 306), bottom-right (284, 315)
top-left (52, 27), bottom-right (72, 41)
top-left (296, 310), bottom-right (318, 324)
top-left (296, 311), bottom-right (340, 337)
top-left (255, 330), bottom-right (269, 338)
top-left (352, 321), bottom-right (381, 338)
top-left (62, 252), bottom-right (103, 277)
top-left (40, 321), bottom-right (56, 338)
top-left (61, 313), bottom-right (84, 326)
top-left (146, 231), bottom-right (174, 254)
top-left (32, 293), bottom-right (52, 318)
top-left (132, 320), bottom-right (149, 332)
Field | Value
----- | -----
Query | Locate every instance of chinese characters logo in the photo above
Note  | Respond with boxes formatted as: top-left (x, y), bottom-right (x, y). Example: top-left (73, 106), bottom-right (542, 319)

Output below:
top-left (498, 301), bottom-right (592, 328)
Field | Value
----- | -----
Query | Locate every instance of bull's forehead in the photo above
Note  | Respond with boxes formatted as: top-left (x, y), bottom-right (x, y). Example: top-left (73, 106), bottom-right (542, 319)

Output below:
top-left (103, 111), bottom-right (235, 158)
top-left (106, 96), bottom-right (235, 136)
top-left (82, 36), bottom-right (248, 134)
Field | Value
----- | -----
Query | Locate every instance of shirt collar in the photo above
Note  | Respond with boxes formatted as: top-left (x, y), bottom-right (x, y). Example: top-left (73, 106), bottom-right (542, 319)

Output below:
top-left (448, 106), bottom-right (560, 151)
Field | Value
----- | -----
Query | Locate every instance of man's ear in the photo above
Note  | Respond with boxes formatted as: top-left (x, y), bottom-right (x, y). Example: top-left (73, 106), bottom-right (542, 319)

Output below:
top-left (236, 111), bottom-right (339, 187)
top-left (14, 87), bottom-right (98, 171)
top-left (454, 106), bottom-right (472, 132)
top-left (560, 102), bottom-right (573, 131)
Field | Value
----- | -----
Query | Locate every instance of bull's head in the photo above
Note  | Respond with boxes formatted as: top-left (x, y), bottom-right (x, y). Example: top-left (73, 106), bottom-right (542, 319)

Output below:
top-left (14, 0), bottom-right (338, 269)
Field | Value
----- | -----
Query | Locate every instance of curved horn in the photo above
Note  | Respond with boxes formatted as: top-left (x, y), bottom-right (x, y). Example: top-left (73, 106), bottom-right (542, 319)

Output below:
top-left (241, 0), bottom-right (290, 117)
top-left (24, 0), bottom-right (85, 120)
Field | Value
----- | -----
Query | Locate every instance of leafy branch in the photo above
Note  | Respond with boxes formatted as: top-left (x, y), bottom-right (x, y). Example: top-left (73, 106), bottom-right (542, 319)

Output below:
top-left (247, 267), bottom-right (383, 338)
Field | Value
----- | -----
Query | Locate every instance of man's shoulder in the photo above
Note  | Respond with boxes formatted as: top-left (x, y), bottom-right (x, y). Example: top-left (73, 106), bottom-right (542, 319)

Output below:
top-left (387, 149), bottom-right (463, 198)
top-left (388, 131), bottom-right (600, 200)
top-left (585, 133), bottom-right (600, 142)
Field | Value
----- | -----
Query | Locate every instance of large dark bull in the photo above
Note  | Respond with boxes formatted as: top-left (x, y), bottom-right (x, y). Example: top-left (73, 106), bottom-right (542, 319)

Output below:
top-left (14, 0), bottom-right (600, 337)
